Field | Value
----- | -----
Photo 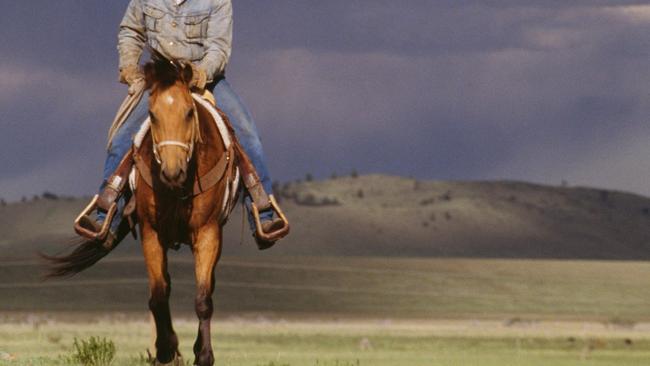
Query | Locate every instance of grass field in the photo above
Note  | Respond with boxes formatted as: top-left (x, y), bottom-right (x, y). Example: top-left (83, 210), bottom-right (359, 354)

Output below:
top-left (2, 319), bottom-right (650, 365)
top-left (3, 256), bottom-right (650, 365)
top-left (2, 255), bottom-right (650, 320)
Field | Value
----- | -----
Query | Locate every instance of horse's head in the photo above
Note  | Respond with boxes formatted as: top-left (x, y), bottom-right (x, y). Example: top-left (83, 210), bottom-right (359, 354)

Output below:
top-left (144, 58), bottom-right (201, 189)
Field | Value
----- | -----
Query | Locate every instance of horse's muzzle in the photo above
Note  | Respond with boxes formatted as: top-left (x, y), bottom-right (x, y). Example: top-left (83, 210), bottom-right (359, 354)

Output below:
top-left (160, 161), bottom-right (187, 188)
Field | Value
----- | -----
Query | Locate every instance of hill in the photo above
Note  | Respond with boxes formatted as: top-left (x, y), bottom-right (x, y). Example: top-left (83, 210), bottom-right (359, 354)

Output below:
top-left (2, 175), bottom-right (650, 260)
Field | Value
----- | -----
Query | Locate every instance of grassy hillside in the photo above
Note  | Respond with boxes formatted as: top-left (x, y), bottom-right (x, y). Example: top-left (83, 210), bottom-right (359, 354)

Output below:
top-left (3, 256), bottom-right (650, 321)
top-left (3, 175), bottom-right (650, 260)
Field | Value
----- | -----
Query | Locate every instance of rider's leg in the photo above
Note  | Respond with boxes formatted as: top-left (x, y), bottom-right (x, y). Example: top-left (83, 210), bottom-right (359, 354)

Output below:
top-left (211, 78), bottom-right (274, 231)
top-left (97, 93), bottom-right (150, 233)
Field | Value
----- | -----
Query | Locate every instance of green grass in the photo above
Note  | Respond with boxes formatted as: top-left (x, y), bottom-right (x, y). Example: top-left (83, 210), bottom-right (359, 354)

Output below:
top-left (4, 256), bottom-right (650, 365)
top-left (3, 256), bottom-right (650, 320)
top-left (65, 337), bottom-right (116, 366)
top-left (1, 320), bottom-right (650, 366)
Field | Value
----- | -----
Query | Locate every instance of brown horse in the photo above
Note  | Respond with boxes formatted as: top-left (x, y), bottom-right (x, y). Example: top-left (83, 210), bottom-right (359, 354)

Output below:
top-left (45, 58), bottom-right (237, 366)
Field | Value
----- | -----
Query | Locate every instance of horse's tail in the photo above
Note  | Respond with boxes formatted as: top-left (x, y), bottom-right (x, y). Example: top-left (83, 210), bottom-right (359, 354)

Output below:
top-left (41, 236), bottom-right (120, 278)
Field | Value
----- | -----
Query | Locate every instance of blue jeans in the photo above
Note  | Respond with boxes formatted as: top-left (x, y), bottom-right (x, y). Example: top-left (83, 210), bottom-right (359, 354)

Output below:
top-left (99, 78), bottom-right (274, 232)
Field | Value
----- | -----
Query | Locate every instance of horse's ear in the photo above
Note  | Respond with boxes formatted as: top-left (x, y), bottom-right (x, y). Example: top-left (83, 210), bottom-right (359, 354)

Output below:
top-left (182, 63), bottom-right (194, 86)
top-left (144, 62), bottom-right (156, 90)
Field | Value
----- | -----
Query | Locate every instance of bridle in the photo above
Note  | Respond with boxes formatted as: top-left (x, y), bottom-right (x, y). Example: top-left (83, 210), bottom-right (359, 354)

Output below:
top-left (151, 99), bottom-right (202, 165)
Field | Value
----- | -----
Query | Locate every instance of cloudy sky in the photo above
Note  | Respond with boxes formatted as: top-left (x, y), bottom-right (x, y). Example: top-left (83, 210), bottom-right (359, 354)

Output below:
top-left (2, 1), bottom-right (650, 200)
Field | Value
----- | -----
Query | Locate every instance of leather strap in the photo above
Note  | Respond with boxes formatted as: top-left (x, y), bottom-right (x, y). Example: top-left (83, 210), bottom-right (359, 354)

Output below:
top-left (133, 149), bottom-right (154, 189)
top-left (98, 150), bottom-right (134, 211)
top-left (133, 144), bottom-right (233, 197)
top-left (212, 106), bottom-right (271, 211)
top-left (232, 141), bottom-right (271, 210)
top-left (193, 146), bottom-right (233, 195)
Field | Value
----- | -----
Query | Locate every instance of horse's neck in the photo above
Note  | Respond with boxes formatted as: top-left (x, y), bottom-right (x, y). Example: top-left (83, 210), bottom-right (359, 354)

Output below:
top-left (195, 103), bottom-right (225, 177)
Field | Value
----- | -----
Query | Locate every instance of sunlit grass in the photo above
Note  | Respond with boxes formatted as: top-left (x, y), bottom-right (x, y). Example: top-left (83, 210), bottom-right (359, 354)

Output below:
top-left (2, 319), bottom-right (650, 366)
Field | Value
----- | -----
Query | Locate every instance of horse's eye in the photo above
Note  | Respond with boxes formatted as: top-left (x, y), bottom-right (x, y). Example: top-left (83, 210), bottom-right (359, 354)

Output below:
top-left (186, 109), bottom-right (194, 121)
top-left (149, 112), bottom-right (156, 123)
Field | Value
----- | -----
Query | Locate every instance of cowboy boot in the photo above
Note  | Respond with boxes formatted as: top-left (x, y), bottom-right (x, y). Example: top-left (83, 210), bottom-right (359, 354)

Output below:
top-left (75, 151), bottom-right (134, 242)
top-left (76, 214), bottom-right (133, 251)
top-left (255, 217), bottom-right (286, 250)
top-left (76, 215), bottom-right (117, 249)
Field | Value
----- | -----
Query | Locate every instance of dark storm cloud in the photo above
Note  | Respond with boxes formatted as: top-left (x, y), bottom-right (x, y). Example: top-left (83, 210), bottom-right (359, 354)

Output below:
top-left (234, 1), bottom-right (650, 55)
top-left (2, 1), bottom-right (650, 199)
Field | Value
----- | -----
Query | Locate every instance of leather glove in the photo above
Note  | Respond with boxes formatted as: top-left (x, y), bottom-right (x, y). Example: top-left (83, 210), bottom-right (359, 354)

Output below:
top-left (119, 65), bottom-right (145, 95)
top-left (189, 63), bottom-right (208, 91)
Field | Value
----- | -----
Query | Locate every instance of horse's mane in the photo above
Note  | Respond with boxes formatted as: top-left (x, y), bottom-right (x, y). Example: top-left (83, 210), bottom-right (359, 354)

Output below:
top-left (144, 50), bottom-right (193, 90)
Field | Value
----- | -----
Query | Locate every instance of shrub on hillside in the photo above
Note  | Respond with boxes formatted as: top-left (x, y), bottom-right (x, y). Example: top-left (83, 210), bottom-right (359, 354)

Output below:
top-left (440, 191), bottom-right (452, 201)
top-left (419, 197), bottom-right (435, 206)
top-left (294, 192), bottom-right (340, 207)
top-left (42, 191), bottom-right (59, 200)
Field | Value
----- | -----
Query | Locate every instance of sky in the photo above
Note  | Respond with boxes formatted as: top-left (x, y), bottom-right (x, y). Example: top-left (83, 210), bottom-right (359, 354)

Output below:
top-left (2, 1), bottom-right (650, 200)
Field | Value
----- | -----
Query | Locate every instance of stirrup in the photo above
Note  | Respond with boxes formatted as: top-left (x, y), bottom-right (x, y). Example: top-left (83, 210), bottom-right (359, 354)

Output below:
top-left (73, 195), bottom-right (117, 241)
top-left (251, 195), bottom-right (290, 242)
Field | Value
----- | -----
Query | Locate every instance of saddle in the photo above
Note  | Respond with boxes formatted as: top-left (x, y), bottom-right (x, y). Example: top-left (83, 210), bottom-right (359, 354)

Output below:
top-left (74, 91), bottom-right (289, 245)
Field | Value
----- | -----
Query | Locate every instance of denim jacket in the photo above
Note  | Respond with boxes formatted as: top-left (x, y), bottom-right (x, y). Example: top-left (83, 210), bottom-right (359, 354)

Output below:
top-left (118, 0), bottom-right (232, 82)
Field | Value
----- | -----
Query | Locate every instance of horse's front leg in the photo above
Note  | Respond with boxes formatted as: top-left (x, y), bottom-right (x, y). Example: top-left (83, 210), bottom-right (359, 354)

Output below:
top-left (142, 223), bottom-right (180, 364)
top-left (192, 223), bottom-right (222, 366)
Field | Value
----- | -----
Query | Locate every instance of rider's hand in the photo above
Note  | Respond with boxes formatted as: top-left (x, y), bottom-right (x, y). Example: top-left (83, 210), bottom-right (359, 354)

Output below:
top-left (189, 63), bottom-right (208, 91)
top-left (119, 65), bottom-right (145, 95)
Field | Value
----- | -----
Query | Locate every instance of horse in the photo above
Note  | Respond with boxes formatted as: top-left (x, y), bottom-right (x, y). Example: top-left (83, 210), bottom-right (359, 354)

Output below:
top-left (44, 57), bottom-right (237, 366)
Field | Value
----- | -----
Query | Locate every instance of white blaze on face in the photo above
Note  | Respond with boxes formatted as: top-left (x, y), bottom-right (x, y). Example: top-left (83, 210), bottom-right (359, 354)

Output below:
top-left (164, 94), bottom-right (175, 106)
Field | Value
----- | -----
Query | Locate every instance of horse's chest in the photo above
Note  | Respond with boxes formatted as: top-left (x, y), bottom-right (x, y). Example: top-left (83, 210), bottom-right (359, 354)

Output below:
top-left (146, 198), bottom-right (216, 237)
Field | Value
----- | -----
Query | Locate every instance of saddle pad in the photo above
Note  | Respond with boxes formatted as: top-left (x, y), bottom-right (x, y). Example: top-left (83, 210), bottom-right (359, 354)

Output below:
top-left (129, 93), bottom-right (240, 223)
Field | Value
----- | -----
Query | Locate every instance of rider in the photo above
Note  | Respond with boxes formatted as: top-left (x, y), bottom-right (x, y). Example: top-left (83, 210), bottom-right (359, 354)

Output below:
top-left (84, 0), bottom-right (286, 249)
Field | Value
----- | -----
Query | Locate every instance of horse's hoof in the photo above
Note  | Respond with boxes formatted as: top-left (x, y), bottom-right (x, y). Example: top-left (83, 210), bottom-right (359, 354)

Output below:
top-left (153, 353), bottom-right (183, 366)
top-left (194, 350), bottom-right (215, 366)
top-left (154, 358), bottom-right (183, 366)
